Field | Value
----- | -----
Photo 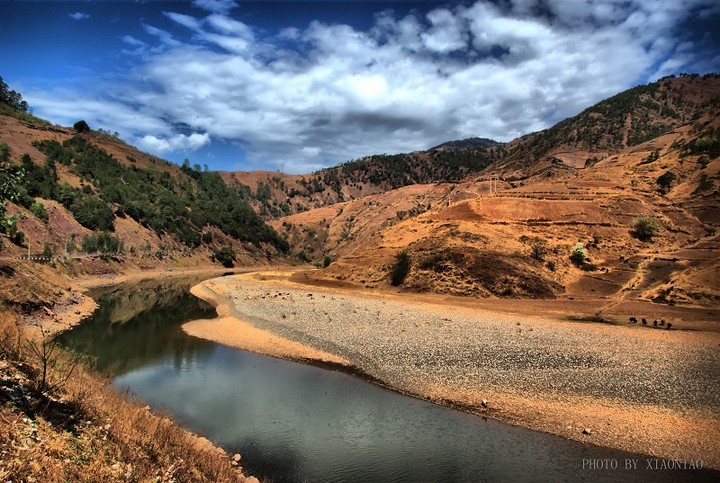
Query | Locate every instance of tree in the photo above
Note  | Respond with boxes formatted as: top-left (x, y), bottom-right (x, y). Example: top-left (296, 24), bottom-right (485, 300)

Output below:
top-left (633, 216), bottom-right (659, 240)
top-left (71, 197), bottom-right (114, 231)
top-left (656, 171), bottom-right (676, 194)
top-left (0, 76), bottom-right (29, 111)
top-left (73, 120), bottom-right (90, 133)
top-left (213, 245), bottom-right (236, 268)
top-left (0, 161), bottom-right (26, 246)
top-left (391, 250), bottom-right (411, 286)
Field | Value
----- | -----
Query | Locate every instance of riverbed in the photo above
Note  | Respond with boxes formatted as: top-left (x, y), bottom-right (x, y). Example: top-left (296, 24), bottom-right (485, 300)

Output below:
top-left (59, 275), bottom-right (719, 482)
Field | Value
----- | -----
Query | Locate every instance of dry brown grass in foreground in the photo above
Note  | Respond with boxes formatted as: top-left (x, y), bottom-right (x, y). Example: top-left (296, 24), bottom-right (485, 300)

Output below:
top-left (0, 310), bottom-right (258, 482)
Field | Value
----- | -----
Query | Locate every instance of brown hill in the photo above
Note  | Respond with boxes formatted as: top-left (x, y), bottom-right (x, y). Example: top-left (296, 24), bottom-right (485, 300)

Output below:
top-left (223, 142), bottom-right (503, 219)
top-left (286, 76), bottom-right (720, 307)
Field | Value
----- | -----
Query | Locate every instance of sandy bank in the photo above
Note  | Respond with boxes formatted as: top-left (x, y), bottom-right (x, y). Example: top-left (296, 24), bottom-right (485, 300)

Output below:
top-left (185, 283), bottom-right (351, 367)
top-left (186, 270), bottom-right (720, 470)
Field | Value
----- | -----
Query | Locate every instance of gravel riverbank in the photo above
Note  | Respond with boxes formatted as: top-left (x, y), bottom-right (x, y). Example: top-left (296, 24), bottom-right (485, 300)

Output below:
top-left (185, 271), bottom-right (720, 469)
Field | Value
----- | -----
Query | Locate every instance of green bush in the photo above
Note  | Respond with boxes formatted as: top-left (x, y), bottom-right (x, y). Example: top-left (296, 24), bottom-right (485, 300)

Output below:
top-left (391, 250), bottom-right (411, 286)
top-left (570, 243), bottom-right (587, 265)
top-left (65, 234), bottom-right (77, 254)
top-left (0, 142), bottom-right (9, 163)
top-left (323, 254), bottom-right (332, 268)
top-left (30, 200), bottom-right (49, 223)
top-left (71, 197), bottom-right (114, 231)
top-left (633, 216), bottom-right (659, 240)
top-left (213, 245), bottom-right (236, 268)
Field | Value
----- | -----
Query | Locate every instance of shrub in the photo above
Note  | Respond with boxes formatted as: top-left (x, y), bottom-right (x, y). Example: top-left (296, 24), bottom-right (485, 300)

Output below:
top-left (71, 197), bottom-right (114, 231)
top-left (322, 254), bottom-right (332, 268)
top-left (96, 231), bottom-right (122, 254)
top-left (30, 200), bottom-right (49, 222)
top-left (570, 243), bottom-right (587, 265)
top-left (65, 234), bottom-right (77, 254)
top-left (80, 232), bottom-right (122, 255)
top-left (694, 173), bottom-right (714, 194)
top-left (0, 142), bottom-right (9, 163)
top-left (213, 245), bottom-right (236, 268)
top-left (41, 242), bottom-right (53, 260)
top-left (656, 171), bottom-right (677, 193)
top-left (633, 216), bottom-right (659, 240)
top-left (391, 250), bottom-right (411, 286)
top-left (11, 229), bottom-right (25, 246)
top-left (530, 243), bottom-right (547, 261)
top-left (81, 234), bottom-right (98, 253)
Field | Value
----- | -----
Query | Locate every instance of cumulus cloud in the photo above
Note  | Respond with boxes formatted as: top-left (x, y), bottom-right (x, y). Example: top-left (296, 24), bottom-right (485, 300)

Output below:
top-left (135, 133), bottom-right (211, 154)
top-left (69, 12), bottom-right (90, 21)
top-left (33, 1), bottom-right (720, 172)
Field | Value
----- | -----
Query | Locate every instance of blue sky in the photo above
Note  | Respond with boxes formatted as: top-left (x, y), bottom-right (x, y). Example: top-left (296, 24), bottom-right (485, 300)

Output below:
top-left (1, 0), bottom-right (719, 173)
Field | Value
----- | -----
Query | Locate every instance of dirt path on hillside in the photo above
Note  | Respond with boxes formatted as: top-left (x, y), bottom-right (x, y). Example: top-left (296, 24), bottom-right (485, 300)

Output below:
top-left (184, 270), bottom-right (720, 470)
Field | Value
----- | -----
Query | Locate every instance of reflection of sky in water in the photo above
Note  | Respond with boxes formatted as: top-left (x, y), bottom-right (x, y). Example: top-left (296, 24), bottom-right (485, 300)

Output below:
top-left (63, 281), bottom-right (718, 483)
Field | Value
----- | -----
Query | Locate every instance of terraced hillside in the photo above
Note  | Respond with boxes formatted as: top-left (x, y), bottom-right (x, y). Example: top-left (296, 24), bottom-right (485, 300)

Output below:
top-left (286, 76), bottom-right (720, 307)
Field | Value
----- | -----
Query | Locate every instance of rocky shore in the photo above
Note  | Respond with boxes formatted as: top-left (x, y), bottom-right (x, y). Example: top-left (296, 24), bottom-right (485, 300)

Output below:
top-left (185, 271), bottom-right (720, 470)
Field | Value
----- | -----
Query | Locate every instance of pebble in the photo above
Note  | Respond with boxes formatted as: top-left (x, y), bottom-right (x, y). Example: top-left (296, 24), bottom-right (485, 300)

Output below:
top-left (206, 278), bottom-right (720, 415)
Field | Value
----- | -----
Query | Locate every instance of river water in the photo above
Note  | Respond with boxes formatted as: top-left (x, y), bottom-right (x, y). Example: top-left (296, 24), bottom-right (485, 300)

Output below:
top-left (58, 277), bottom-right (716, 482)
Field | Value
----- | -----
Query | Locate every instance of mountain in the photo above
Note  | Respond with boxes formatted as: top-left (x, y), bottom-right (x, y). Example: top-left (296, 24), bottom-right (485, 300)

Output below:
top-left (279, 75), bottom-right (720, 307)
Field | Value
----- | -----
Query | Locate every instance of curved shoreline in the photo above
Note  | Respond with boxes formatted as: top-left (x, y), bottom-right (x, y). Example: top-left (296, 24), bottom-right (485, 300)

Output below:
top-left (185, 283), bottom-right (352, 368)
top-left (185, 270), bottom-right (720, 470)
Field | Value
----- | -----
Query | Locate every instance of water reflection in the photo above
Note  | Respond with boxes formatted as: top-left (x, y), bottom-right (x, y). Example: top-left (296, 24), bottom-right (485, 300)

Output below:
top-left (57, 277), bottom-right (216, 375)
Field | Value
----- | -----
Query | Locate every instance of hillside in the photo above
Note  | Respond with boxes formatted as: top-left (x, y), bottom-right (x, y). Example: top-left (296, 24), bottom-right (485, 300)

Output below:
top-left (489, 73), bottom-right (720, 178)
top-left (283, 75), bottom-right (720, 307)
top-left (1, 99), bottom-right (290, 308)
top-left (222, 141), bottom-right (504, 219)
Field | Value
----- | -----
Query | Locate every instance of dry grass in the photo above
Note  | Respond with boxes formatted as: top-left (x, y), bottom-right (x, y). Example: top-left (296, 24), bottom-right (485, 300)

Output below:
top-left (0, 309), bottom-right (256, 483)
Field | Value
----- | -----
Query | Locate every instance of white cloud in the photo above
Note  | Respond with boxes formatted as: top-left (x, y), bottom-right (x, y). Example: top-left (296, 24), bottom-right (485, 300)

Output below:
top-left (163, 12), bottom-right (203, 32)
top-left (135, 133), bottom-right (211, 155)
top-left (121, 35), bottom-right (147, 47)
top-left (34, 1), bottom-right (720, 173)
top-left (143, 24), bottom-right (182, 47)
top-left (69, 12), bottom-right (90, 21)
top-left (192, 0), bottom-right (238, 15)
